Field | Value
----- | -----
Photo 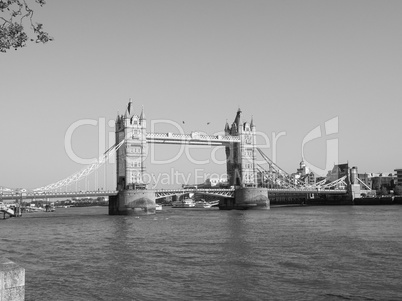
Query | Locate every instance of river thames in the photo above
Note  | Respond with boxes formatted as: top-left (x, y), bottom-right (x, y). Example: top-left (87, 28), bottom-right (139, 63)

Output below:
top-left (1, 205), bottom-right (401, 300)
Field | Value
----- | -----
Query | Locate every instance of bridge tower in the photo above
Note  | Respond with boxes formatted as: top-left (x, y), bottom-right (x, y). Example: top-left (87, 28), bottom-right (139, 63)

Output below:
top-left (115, 102), bottom-right (147, 190)
top-left (225, 109), bottom-right (258, 187)
top-left (109, 100), bottom-right (156, 215)
top-left (222, 109), bottom-right (269, 209)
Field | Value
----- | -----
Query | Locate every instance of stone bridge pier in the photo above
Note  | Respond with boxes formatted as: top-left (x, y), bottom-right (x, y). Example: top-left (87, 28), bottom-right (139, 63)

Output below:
top-left (219, 187), bottom-right (270, 210)
top-left (109, 189), bottom-right (156, 215)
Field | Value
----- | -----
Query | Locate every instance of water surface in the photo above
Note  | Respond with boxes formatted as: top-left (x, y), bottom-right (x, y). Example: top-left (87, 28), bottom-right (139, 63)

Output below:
top-left (1, 206), bottom-right (401, 300)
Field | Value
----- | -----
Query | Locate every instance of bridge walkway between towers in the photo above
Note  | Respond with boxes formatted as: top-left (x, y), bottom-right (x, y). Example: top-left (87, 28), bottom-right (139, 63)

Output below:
top-left (146, 132), bottom-right (240, 145)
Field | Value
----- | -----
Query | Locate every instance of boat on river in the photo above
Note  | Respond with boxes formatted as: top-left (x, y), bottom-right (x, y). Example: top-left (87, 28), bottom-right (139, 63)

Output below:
top-left (172, 199), bottom-right (195, 208)
top-left (155, 204), bottom-right (163, 211)
top-left (194, 200), bottom-right (213, 208)
top-left (0, 202), bottom-right (15, 217)
top-left (209, 200), bottom-right (220, 207)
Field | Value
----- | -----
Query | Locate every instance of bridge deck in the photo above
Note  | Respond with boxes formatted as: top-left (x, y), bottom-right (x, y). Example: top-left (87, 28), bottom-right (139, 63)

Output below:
top-left (0, 191), bottom-right (118, 200)
top-left (0, 188), bottom-right (347, 200)
top-left (267, 189), bottom-right (347, 194)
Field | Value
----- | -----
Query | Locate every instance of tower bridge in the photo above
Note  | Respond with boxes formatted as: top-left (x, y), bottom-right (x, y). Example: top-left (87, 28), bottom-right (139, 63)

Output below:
top-left (109, 99), bottom-right (350, 214)
top-left (113, 100), bottom-right (257, 191)
top-left (1, 99), bottom-right (354, 215)
top-left (109, 100), bottom-right (269, 214)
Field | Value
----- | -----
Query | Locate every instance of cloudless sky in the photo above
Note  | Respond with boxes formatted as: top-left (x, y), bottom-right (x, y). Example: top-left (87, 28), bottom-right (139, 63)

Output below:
top-left (1, 0), bottom-right (401, 190)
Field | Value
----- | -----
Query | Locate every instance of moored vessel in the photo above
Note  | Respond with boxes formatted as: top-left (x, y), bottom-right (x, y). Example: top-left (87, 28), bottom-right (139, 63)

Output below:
top-left (194, 200), bottom-right (213, 208)
top-left (172, 198), bottom-right (195, 208)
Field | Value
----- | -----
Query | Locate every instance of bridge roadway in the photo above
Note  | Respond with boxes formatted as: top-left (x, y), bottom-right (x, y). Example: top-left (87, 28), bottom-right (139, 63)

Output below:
top-left (0, 188), bottom-right (347, 200)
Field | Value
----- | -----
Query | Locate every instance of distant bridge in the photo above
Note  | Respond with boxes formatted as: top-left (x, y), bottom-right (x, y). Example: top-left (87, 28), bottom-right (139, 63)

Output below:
top-left (0, 187), bottom-right (347, 201)
top-left (0, 190), bottom-right (118, 201)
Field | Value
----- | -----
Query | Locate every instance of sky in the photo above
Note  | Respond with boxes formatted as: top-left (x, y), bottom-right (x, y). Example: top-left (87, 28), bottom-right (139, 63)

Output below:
top-left (1, 0), bottom-right (402, 190)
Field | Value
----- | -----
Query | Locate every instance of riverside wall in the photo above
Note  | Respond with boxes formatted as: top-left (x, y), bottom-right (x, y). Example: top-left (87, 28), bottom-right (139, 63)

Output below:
top-left (0, 258), bottom-right (25, 301)
top-left (269, 195), bottom-right (402, 206)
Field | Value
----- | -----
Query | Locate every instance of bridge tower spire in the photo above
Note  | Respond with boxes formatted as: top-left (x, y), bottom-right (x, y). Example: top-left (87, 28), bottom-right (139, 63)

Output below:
top-left (224, 119), bottom-right (230, 134)
top-left (140, 105), bottom-right (146, 122)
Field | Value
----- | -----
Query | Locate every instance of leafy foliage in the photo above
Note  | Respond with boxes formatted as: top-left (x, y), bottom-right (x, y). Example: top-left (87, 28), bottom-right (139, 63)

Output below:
top-left (378, 186), bottom-right (389, 196)
top-left (393, 185), bottom-right (402, 196)
top-left (0, 0), bottom-right (52, 52)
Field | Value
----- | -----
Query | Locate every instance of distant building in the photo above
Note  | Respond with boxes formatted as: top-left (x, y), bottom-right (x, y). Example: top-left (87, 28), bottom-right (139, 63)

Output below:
top-left (306, 172), bottom-right (316, 185)
top-left (297, 160), bottom-right (309, 176)
top-left (357, 173), bottom-right (372, 189)
top-left (369, 173), bottom-right (396, 191)
top-left (326, 163), bottom-right (349, 182)
top-left (292, 160), bottom-right (315, 185)
top-left (394, 169), bottom-right (402, 186)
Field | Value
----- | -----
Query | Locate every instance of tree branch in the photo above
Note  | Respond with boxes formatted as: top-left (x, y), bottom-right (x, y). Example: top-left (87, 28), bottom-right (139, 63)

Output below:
top-left (0, 0), bottom-right (51, 52)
